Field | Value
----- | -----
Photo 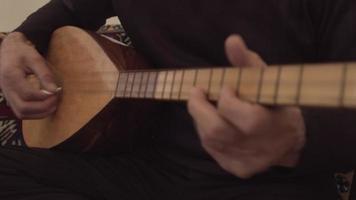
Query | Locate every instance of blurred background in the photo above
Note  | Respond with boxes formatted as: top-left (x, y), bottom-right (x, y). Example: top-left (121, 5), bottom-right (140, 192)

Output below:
top-left (0, 0), bottom-right (119, 31)
top-left (0, 0), bottom-right (49, 31)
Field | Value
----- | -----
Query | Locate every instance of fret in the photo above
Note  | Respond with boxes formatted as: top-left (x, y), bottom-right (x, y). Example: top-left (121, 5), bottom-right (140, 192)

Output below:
top-left (171, 70), bottom-right (184, 100)
top-left (209, 68), bottom-right (224, 100)
top-left (195, 69), bottom-right (211, 93)
top-left (296, 65), bottom-right (304, 105)
top-left (339, 63), bottom-right (348, 107)
top-left (114, 73), bottom-right (121, 98)
top-left (146, 72), bottom-right (158, 98)
top-left (116, 72), bottom-right (128, 98)
top-left (237, 68), bottom-right (242, 96)
top-left (193, 69), bottom-right (198, 86)
top-left (274, 66), bottom-right (282, 105)
top-left (343, 63), bottom-right (356, 107)
top-left (256, 68), bottom-right (265, 103)
top-left (239, 68), bottom-right (262, 103)
top-left (178, 70), bottom-right (186, 100)
top-left (222, 68), bottom-right (240, 91)
top-left (300, 64), bottom-right (342, 107)
top-left (154, 71), bottom-right (167, 99)
top-left (169, 70), bottom-right (177, 100)
top-left (123, 72), bottom-right (132, 98)
top-left (125, 73), bottom-right (135, 97)
top-left (180, 69), bottom-right (196, 100)
top-left (207, 69), bottom-right (213, 99)
top-left (220, 68), bottom-right (227, 90)
top-left (136, 71), bottom-right (145, 98)
top-left (131, 72), bottom-right (142, 98)
top-left (161, 71), bottom-right (169, 99)
top-left (139, 72), bottom-right (150, 98)
top-left (163, 71), bottom-right (174, 100)
top-left (259, 67), bottom-right (278, 105)
top-left (276, 66), bottom-right (301, 105)
top-left (130, 72), bottom-right (136, 97)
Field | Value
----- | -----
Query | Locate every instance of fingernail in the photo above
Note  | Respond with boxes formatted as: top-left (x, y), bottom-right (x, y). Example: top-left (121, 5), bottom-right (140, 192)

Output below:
top-left (47, 83), bottom-right (59, 92)
top-left (55, 87), bottom-right (63, 93)
top-left (41, 87), bottom-right (62, 95)
top-left (41, 89), bottom-right (54, 95)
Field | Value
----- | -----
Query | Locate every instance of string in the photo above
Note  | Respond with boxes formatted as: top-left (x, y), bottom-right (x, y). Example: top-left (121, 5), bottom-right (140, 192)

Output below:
top-left (63, 87), bottom-right (356, 104)
top-left (116, 91), bottom-right (356, 106)
top-left (77, 62), bottom-right (356, 73)
top-left (39, 62), bottom-right (356, 76)
top-left (33, 63), bottom-right (356, 109)
top-left (68, 88), bottom-right (351, 100)
top-left (55, 87), bottom-right (356, 110)
top-left (47, 79), bottom-right (356, 85)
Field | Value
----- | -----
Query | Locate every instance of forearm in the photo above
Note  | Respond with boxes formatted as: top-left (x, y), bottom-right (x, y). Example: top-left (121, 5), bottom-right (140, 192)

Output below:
top-left (14, 0), bottom-right (77, 54)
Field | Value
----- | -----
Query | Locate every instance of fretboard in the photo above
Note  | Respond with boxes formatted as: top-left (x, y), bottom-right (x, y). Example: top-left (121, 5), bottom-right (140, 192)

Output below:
top-left (115, 62), bottom-right (356, 108)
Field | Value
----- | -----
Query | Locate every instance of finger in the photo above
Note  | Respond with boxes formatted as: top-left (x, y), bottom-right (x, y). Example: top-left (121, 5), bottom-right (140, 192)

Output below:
top-left (188, 88), bottom-right (238, 145)
top-left (10, 95), bottom-right (58, 119)
top-left (188, 88), bottom-right (219, 128)
top-left (225, 35), bottom-right (250, 67)
top-left (218, 87), bottom-right (262, 131)
top-left (209, 150), bottom-right (266, 179)
top-left (24, 50), bottom-right (59, 93)
top-left (3, 69), bottom-right (54, 101)
top-left (17, 79), bottom-right (55, 101)
top-left (225, 35), bottom-right (266, 68)
top-left (248, 51), bottom-right (267, 68)
top-left (20, 107), bottom-right (57, 120)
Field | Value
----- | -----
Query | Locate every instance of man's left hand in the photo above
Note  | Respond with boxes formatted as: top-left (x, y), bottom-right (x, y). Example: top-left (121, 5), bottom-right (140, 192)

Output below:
top-left (188, 35), bottom-right (306, 179)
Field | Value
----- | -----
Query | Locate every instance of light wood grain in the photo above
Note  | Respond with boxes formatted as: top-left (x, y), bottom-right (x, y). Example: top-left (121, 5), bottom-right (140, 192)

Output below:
top-left (23, 26), bottom-right (119, 148)
top-left (179, 69), bottom-right (196, 100)
top-left (300, 64), bottom-right (343, 107)
top-left (118, 63), bottom-right (356, 109)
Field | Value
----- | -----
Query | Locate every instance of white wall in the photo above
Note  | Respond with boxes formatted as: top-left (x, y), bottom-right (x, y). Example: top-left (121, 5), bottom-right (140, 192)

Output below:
top-left (0, 0), bottom-right (50, 31)
top-left (0, 0), bottom-right (119, 32)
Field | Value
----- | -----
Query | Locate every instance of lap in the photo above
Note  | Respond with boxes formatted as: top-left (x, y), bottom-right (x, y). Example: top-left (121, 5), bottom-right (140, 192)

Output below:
top-left (0, 146), bottom-right (338, 200)
top-left (0, 146), bottom-right (181, 200)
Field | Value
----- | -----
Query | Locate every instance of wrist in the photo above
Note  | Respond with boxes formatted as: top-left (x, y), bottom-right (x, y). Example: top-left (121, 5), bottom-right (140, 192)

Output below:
top-left (276, 134), bottom-right (305, 167)
top-left (276, 108), bottom-right (306, 168)
top-left (277, 148), bottom-right (303, 167)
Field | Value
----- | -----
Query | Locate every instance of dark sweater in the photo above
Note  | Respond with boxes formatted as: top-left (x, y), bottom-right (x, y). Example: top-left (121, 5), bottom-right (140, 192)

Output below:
top-left (14, 0), bottom-right (356, 193)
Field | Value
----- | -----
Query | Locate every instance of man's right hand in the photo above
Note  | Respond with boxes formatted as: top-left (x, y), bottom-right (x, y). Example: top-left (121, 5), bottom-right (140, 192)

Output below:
top-left (0, 32), bottom-right (60, 119)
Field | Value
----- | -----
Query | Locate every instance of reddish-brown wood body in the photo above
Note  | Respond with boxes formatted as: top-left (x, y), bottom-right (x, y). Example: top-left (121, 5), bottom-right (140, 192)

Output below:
top-left (23, 26), bottom-right (156, 152)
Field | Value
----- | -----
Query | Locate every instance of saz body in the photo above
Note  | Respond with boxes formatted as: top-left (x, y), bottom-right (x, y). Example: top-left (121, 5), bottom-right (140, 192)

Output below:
top-left (23, 26), bottom-right (153, 152)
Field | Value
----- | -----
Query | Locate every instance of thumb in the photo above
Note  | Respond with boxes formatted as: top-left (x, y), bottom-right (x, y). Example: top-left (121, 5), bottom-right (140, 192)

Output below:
top-left (25, 50), bottom-right (59, 94)
top-left (225, 34), bottom-right (266, 68)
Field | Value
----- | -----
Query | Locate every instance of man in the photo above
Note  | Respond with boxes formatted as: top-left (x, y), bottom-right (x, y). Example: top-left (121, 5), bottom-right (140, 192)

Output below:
top-left (0, 0), bottom-right (355, 199)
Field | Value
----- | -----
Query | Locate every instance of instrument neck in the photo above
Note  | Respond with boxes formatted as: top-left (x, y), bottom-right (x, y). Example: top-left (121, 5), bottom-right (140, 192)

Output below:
top-left (115, 62), bottom-right (356, 109)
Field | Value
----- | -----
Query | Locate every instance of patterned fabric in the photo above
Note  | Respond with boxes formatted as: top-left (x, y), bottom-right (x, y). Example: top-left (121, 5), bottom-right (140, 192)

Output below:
top-left (0, 34), bottom-right (23, 147)
top-left (98, 24), bottom-right (132, 47)
top-left (0, 25), bottom-right (354, 199)
top-left (336, 172), bottom-right (354, 200)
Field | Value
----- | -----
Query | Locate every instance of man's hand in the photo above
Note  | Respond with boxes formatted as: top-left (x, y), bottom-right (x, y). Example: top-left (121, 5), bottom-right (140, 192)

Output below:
top-left (188, 35), bottom-right (306, 178)
top-left (0, 32), bottom-right (60, 119)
